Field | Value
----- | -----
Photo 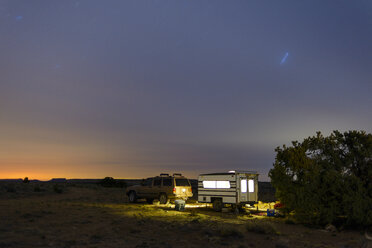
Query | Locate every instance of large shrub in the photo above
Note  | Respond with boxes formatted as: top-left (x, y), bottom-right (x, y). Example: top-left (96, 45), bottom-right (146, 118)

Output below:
top-left (269, 130), bottom-right (372, 227)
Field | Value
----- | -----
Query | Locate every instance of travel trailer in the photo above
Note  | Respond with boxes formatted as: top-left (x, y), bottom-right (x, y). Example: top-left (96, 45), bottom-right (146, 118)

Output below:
top-left (198, 171), bottom-right (258, 212)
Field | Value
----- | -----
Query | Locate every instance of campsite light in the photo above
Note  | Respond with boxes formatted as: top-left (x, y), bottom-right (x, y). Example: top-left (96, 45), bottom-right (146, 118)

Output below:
top-left (173, 187), bottom-right (176, 193)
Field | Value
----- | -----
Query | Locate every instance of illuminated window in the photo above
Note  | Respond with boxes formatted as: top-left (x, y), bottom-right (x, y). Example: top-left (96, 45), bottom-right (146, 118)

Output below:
top-left (248, 179), bottom-right (254, 193)
top-left (203, 181), bottom-right (231, 189)
top-left (216, 181), bottom-right (230, 188)
top-left (241, 179), bottom-right (247, 193)
top-left (203, 181), bottom-right (216, 188)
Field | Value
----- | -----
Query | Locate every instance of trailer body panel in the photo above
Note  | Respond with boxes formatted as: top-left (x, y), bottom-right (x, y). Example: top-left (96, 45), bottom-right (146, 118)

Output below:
top-left (198, 171), bottom-right (258, 205)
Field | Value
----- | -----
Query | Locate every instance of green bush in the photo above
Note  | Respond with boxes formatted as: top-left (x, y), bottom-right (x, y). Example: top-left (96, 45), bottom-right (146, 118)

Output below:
top-left (269, 130), bottom-right (372, 227)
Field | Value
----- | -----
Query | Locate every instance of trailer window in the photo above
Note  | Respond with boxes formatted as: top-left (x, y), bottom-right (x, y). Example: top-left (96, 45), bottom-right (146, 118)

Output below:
top-left (175, 179), bottom-right (190, 186)
top-left (203, 181), bottom-right (230, 189)
top-left (216, 181), bottom-right (230, 188)
top-left (241, 179), bottom-right (247, 193)
top-left (248, 179), bottom-right (254, 193)
top-left (202, 181), bottom-right (216, 188)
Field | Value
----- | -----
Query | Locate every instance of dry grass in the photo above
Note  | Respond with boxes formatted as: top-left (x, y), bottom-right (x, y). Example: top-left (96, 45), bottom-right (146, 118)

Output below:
top-left (0, 182), bottom-right (364, 248)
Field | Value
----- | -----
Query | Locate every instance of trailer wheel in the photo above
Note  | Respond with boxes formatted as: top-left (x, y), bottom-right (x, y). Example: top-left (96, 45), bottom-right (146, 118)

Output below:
top-left (128, 191), bottom-right (137, 203)
top-left (213, 199), bottom-right (223, 212)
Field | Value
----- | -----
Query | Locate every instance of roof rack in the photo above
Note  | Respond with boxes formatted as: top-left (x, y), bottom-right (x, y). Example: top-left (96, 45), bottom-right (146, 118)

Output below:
top-left (173, 173), bottom-right (182, 177)
top-left (160, 173), bottom-right (170, 177)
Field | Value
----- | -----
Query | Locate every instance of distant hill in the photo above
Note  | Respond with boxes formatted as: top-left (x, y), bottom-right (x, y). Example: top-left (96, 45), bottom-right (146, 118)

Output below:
top-left (0, 179), bottom-right (23, 182)
top-left (50, 178), bottom-right (67, 183)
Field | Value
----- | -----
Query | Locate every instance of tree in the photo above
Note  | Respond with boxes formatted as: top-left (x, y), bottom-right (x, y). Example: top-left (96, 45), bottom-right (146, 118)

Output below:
top-left (98, 177), bottom-right (127, 188)
top-left (99, 177), bottom-right (116, 187)
top-left (23, 177), bottom-right (29, 183)
top-left (269, 130), bottom-right (372, 227)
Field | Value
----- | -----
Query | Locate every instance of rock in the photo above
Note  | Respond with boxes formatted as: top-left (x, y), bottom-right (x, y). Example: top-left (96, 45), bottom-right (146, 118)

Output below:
top-left (221, 208), bottom-right (229, 213)
top-left (361, 231), bottom-right (372, 248)
top-left (191, 218), bottom-right (200, 224)
top-left (275, 239), bottom-right (289, 248)
top-left (136, 241), bottom-right (149, 248)
top-left (325, 224), bottom-right (337, 233)
top-left (338, 245), bottom-right (352, 248)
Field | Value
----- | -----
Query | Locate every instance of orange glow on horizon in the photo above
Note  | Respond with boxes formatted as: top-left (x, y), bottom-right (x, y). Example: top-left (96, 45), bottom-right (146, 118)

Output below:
top-left (0, 167), bottom-right (200, 181)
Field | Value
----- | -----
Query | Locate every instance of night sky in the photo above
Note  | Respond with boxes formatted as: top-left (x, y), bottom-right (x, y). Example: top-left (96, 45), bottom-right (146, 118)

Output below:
top-left (1, 0), bottom-right (371, 180)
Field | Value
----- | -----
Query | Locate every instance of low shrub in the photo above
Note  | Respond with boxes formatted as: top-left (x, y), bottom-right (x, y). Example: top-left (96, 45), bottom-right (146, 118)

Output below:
top-left (6, 186), bottom-right (16, 193)
top-left (245, 219), bottom-right (278, 235)
top-left (53, 185), bottom-right (63, 194)
top-left (34, 185), bottom-right (42, 192)
top-left (284, 217), bottom-right (296, 225)
top-left (217, 226), bottom-right (243, 238)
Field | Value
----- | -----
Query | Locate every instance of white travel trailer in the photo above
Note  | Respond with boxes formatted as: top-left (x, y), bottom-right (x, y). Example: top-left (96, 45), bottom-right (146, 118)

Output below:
top-left (198, 171), bottom-right (259, 212)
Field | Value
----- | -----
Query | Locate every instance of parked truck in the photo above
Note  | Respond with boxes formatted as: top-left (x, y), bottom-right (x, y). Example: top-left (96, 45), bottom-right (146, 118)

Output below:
top-left (198, 170), bottom-right (258, 212)
top-left (126, 173), bottom-right (193, 204)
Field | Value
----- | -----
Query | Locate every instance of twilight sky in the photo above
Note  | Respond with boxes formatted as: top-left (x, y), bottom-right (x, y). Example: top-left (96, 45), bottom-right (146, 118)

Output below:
top-left (1, 0), bottom-right (371, 180)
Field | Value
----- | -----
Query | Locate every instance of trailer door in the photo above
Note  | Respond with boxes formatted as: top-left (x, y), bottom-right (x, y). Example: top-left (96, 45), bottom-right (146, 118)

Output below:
top-left (239, 177), bottom-right (248, 202)
top-left (247, 178), bottom-right (256, 202)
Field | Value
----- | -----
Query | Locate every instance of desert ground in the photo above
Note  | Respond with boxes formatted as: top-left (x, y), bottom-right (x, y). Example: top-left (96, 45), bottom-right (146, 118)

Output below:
top-left (0, 182), bottom-right (367, 248)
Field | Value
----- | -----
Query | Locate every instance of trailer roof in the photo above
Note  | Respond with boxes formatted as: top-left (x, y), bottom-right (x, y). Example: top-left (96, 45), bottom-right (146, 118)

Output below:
top-left (199, 171), bottom-right (258, 176)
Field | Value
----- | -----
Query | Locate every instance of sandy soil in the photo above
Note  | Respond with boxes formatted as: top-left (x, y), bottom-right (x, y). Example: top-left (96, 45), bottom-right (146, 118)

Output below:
top-left (0, 183), bottom-right (366, 248)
